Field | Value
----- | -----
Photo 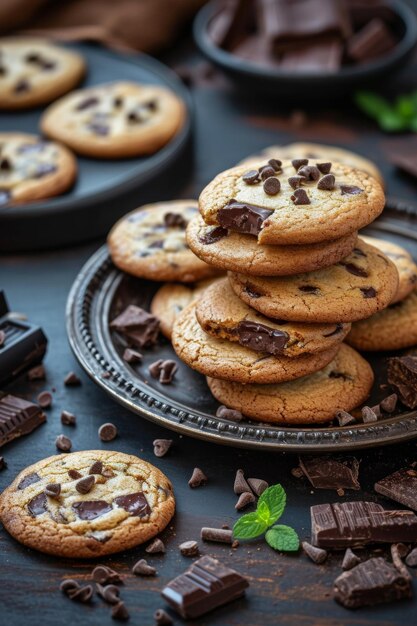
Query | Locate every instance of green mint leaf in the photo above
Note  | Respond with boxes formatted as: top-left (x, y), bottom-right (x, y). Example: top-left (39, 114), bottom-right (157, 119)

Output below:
top-left (233, 512), bottom-right (269, 540)
top-left (355, 91), bottom-right (393, 120)
top-left (379, 111), bottom-right (408, 132)
top-left (395, 96), bottom-right (415, 120)
top-left (265, 525), bottom-right (300, 552)
top-left (257, 484), bottom-right (286, 526)
top-left (256, 501), bottom-right (271, 525)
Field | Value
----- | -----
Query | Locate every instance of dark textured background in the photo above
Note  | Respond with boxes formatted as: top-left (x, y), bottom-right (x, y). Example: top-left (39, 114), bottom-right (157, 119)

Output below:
top-left (2, 24), bottom-right (417, 626)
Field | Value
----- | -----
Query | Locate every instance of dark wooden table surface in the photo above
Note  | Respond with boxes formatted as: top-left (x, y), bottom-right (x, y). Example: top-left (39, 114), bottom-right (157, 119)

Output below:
top-left (2, 31), bottom-right (417, 626)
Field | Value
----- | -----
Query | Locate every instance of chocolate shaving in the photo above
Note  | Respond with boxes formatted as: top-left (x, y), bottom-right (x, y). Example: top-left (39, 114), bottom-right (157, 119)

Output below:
top-left (132, 559), bottom-right (156, 576)
top-left (92, 565), bottom-right (123, 585)
top-left (97, 583), bottom-right (120, 604)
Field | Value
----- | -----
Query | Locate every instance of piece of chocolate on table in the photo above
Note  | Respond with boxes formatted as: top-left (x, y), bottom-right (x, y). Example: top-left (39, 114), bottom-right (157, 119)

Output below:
top-left (0, 393), bottom-right (46, 447)
top-left (387, 356), bottom-right (417, 409)
top-left (375, 467), bottom-right (417, 512)
top-left (311, 501), bottom-right (417, 549)
top-left (110, 305), bottom-right (159, 349)
top-left (0, 291), bottom-right (47, 385)
top-left (161, 555), bottom-right (249, 619)
top-left (299, 455), bottom-right (360, 491)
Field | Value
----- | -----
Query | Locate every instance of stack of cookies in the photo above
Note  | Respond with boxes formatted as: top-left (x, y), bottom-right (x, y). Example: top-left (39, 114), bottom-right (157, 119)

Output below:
top-left (172, 156), bottom-right (400, 425)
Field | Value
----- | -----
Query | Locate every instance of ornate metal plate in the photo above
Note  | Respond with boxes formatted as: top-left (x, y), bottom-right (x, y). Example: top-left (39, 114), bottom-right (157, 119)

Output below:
top-left (66, 200), bottom-right (417, 452)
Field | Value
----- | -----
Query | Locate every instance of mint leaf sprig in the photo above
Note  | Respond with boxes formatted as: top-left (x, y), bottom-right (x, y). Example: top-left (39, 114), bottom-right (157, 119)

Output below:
top-left (355, 90), bottom-right (417, 133)
top-left (233, 484), bottom-right (299, 552)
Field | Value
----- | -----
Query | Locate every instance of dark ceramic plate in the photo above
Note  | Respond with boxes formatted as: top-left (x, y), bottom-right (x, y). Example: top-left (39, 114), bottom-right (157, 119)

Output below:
top-left (66, 199), bottom-right (417, 452)
top-left (0, 43), bottom-right (192, 252)
top-left (194, 0), bottom-right (417, 99)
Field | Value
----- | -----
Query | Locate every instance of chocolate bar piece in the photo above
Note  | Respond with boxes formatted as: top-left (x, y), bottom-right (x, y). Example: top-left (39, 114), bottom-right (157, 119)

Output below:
top-left (334, 557), bottom-right (412, 608)
top-left (110, 305), bottom-right (160, 349)
top-left (387, 356), bottom-right (417, 408)
top-left (311, 501), bottom-right (417, 548)
top-left (0, 393), bottom-right (46, 447)
top-left (217, 200), bottom-right (273, 236)
top-left (0, 291), bottom-right (47, 385)
top-left (375, 467), bottom-right (417, 512)
top-left (161, 555), bottom-right (249, 619)
top-left (347, 17), bottom-right (396, 62)
top-left (299, 455), bottom-right (360, 491)
top-left (208, 0), bottom-right (253, 50)
top-left (280, 38), bottom-right (343, 72)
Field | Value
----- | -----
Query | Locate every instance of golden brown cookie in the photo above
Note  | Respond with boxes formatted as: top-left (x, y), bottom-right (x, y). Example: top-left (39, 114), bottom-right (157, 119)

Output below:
top-left (172, 301), bottom-right (339, 384)
top-left (207, 344), bottom-right (374, 424)
top-left (0, 450), bottom-right (175, 558)
top-left (41, 81), bottom-right (185, 158)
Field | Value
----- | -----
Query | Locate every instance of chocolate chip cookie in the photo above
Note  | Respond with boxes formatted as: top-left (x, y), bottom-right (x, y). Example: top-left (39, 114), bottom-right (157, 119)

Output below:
top-left (229, 239), bottom-right (399, 323)
top-left (0, 38), bottom-right (85, 109)
top-left (199, 160), bottom-right (384, 245)
top-left (151, 276), bottom-right (223, 339)
top-left (108, 201), bottom-right (220, 283)
top-left (41, 81), bottom-right (185, 158)
top-left (361, 236), bottom-right (417, 304)
top-left (0, 132), bottom-right (77, 206)
top-left (347, 288), bottom-right (417, 352)
top-left (240, 142), bottom-right (384, 187)
top-left (196, 278), bottom-right (351, 357)
top-left (172, 301), bottom-right (339, 384)
top-left (187, 214), bottom-right (358, 276)
top-left (0, 450), bottom-right (175, 558)
top-left (207, 344), bottom-right (374, 424)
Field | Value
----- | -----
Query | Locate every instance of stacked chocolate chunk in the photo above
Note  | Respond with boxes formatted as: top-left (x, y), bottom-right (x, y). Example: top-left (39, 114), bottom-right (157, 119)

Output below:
top-left (172, 156), bottom-right (400, 425)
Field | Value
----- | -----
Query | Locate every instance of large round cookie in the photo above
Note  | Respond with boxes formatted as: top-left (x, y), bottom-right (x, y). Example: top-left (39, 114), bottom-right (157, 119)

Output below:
top-left (187, 214), bottom-right (358, 276)
top-left (0, 450), bottom-right (175, 559)
top-left (199, 159), bottom-right (384, 245)
top-left (229, 239), bottom-right (399, 323)
top-left (347, 288), bottom-right (417, 352)
top-left (41, 81), bottom-right (185, 158)
top-left (108, 201), bottom-right (220, 283)
top-left (240, 142), bottom-right (384, 187)
top-left (196, 278), bottom-right (351, 357)
top-left (207, 344), bottom-right (374, 425)
top-left (151, 276), bottom-right (223, 339)
top-left (0, 132), bottom-right (77, 206)
top-left (0, 38), bottom-right (85, 109)
top-left (172, 301), bottom-right (339, 384)
top-left (361, 236), bottom-right (417, 304)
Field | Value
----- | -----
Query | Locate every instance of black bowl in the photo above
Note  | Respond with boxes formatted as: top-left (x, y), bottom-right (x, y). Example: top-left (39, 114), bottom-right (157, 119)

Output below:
top-left (194, 0), bottom-right (417, 99)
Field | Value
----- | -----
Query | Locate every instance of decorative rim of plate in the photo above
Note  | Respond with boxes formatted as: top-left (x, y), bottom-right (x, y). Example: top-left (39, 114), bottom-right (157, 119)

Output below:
top-left (66, 198), bottom-right (417, 452)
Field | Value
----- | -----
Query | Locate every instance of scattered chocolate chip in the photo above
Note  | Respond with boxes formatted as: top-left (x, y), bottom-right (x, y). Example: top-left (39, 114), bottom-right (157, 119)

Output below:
top-left (154, 609), bottom-right (173, 625)
top-left (361, 406), bottom-right (378, 423)
top-left (235, 491), bottom-right (256, 510)
top-left (215, 406), bottom-right (243, 421)
top-left (89, 460), bottom-right (103, 475)
top-left (259, 165), bottom-right (276, 180)
top-left (263, 177), bottom-right (281, 195)
top-left (64, 371), bottom-right (81, 386)
top-left (242, 169), bottom-right (260, 184)
top-left (335, 410), bottom-right (356, 427)
top-left (112, 602), bottom-right (129, 621)
top-left (292, 158), bottom-right (308, 170)
top-left (68, 584), bottom-right (94, 603)
top-left (380, 393), bottom-right (398, 413)
top-left (37, 390), bottom-right (52, 408)
top-left (340, 185), bottom-right (363, 196)
top-left (302, 541), bottom-right (327, 564)
top-left (27, 364), bottom-right (46, 380)
top-left (406, 547), bottom-right (417, 567)
top-left (97, 583), bottom-right (120, 604)
top-left (317, 174), bottom-right (335, 190)
top-left (179, 540), bottom-right (199, 557)
top-left (45, 483), bottom-right (61, 498)
top-left (268, 158), bottom-right (282, 171)
top-left (68, 469), bottom-right (82, 480)
top-left (291, 188), bottom-right (310, 205)
top-left (76, 96), bottom-right (99, 110)
top-left (146, 538), bottom-right (165, 554)
top-left (234, 468), bottom-right (251, 494)
top-left (247, 478), bottom-right (268, 496)
top-left (60, 579), bottom-right (79, 595)
top-left (14, 79), bottom-right (30, 93)
top-left (342, 548), bottom-right (361, 570)
top-left (0, 457), bottom-right (6, 471)
top-left (291, 466), bottom-right (304, 478)
top-left (76, 475), bottom-right (95, 494)
top-left (149, 359), bottom-right (178, 384)
top-left (288, 175), bottom-right (305, 189)
top-left (317, 162), bottom-right (332, 174)
top-left (153, 439), bottom-right (172, 458)
top-left (164, 212), bottom-right (188, 228)
top-left (132, 559), bottom-right (156, 576)
top-left (188, 467), bottom-right (207, 488)
top-left (201, 527), bottom-right (233, 544)
top-left (360, 287), bottom-right (377, 298)
top-left (61, 410), bottom-right (76, 426)
top-left (92, 565), bottom-right (123, 585)
top-left (298, 165), bottom-right (320, 181)
top-left (56, 434), bottom-right (72, 452)
top-left (99, 423), bottom-right (118, 442)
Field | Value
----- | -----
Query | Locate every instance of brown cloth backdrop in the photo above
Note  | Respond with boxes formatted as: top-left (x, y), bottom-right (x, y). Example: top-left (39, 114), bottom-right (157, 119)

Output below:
top-left (0, 0), bottom-right (206, 53)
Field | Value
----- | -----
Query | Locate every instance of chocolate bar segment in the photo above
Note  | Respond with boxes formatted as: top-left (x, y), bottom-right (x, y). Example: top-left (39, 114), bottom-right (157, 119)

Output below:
top-left (375, 468), bottom-right (417, 512)
top-left (161, 555), bottom-right (249, 619)
top-left (0, 394), bottom-right (46, 448)
top-left (299, 455), bottom-right (360, 491)
top-left (311, 501), bottom-right (417, 548)
top-left (334, 557), bottom-right (412, 608)
top-left (387, 356), bottom-right (417, 409)
top-left (217, 200), bottom-right (273, 236)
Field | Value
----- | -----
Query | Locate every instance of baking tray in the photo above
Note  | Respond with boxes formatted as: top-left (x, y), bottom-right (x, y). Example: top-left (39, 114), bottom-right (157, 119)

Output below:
top-left (66, 199), bottom-right (417, 452)
top-left (0, 43), bottom-right (192, 252)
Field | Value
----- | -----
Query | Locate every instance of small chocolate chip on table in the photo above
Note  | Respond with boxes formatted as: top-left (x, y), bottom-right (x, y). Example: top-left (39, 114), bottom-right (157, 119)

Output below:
top-left (154, 608), bottom-right (173, 625)
top-left (188, 467), bottom-right (207, 488)
top-left (179, 540), bottom-right (199, 557)
top-left (112, 601), bottom-right (130, 621)
top-left (361, 406), bottom-right (378, 423)
top-left (27, 364), bottom-right (46, 381)
top-left (146, 538), bottom-right (165, 554)
top-left (335, 410), bottom-right (356, 427)
top-left (247, 477), bottom-right (268, 496)
top-left (92, 565), bottom-right (123, 585)
top-left (122, 348), bottom-right (142, 364)
top-left (234, 468), bottom-right (250, 494)
top-left (64, 371), bottom-right (81, 386)
top-left (380, 393), bottom-right (398, 413)
top-left (55, 434), bottom-right (72, 452)
top-left (97, 583), bottom-right (120, 604)
top-left (153, 439), bottom-right (172, 458)
top-left (201, 527), bottom-right (233, 544)
top-left (99, 422), bottom-right (118, 442)
top-left (132, 559), bottom-right (156, 576)
top-left (37, 390), bottom-right (53, 408)
top-left (149, 359), bottom-right (178, 384)
top-left (215, 405), bottom-right (243, 421)
top-left (61, 410), bottom-right (76, 426)
top-left (342, 548), bottom-right (361, 570)
top-left (302, 541), bottom-right (327, 564)
top-left (235, 491), bottom-right (255, 510)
